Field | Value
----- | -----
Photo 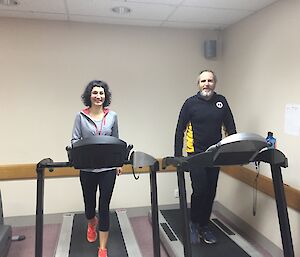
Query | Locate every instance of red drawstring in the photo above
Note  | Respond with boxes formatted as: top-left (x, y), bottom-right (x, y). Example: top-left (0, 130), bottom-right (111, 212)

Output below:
top-left (83, 108), bottom-right (108, 135)
top-left (98, 116), bottom-right (106, 135)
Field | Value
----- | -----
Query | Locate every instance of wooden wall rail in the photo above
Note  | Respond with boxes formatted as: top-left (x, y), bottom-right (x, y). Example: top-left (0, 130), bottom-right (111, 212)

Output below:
top-left (1, 161), bottom-right (299, 212)
top-left (0, 164), bottom-right (147, 180)
top-left (221, 166), bottom-right (300, 213)
top-left (0, 159), bottom-right (175, 180)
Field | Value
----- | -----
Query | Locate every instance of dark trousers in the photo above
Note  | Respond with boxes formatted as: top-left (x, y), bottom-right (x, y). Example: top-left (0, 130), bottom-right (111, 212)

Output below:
top-left (189, 166), bottom-right (219, 226)
top-left (80, 169), bottom-right (116, 231)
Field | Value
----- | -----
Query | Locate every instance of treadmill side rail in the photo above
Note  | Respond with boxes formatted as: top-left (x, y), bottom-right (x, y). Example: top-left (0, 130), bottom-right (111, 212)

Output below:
top-left (210, 214), bottom-right (263, 257)
top-left (55, 213), bottom-right (74, 257)
top-left (157, 211), bottom-right (184, 257)
top-left (116, 209), bottom-right (143, 257)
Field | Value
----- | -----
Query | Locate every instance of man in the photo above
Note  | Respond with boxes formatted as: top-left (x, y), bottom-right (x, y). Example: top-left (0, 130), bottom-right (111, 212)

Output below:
top-left (174, 70), bottom-right (236, 244)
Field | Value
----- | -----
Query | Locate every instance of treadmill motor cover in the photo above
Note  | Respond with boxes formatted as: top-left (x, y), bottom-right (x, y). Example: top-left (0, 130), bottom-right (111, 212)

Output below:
top-left (69, 136), bottom-right (128, 169)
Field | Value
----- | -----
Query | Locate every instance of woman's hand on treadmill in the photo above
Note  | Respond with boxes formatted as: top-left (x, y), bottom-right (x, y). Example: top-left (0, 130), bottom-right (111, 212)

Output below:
top-left (116, 167), bottom-right (122, 176)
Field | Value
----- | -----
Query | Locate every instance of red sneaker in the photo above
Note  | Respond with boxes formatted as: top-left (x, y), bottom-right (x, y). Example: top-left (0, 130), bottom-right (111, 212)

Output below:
top-left (98, 248), bottom-right (107, 257)
top-left (87, 217), bottom-right (98, 242)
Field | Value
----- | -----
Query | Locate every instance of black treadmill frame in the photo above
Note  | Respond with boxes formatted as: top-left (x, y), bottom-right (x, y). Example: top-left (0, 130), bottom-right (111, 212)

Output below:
top-left (161, 143), bottom-right (294, 257)
top-left (34, 137), bottom-right (161, 257)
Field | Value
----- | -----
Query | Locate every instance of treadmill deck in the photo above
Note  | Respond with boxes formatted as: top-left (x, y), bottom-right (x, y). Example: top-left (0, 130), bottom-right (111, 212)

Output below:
top-left (55, 210), bottom-right (142, 257)
top-left (159, 208), bottom-right (264, 257)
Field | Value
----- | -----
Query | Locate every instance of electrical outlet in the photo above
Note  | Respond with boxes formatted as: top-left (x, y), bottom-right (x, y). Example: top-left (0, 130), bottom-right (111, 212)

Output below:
top-left (174, 189), bottom-right (179, 198)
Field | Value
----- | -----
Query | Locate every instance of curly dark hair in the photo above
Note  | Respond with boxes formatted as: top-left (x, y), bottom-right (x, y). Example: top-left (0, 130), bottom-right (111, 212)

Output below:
top-left (81, 80), bottom-right (112, 107)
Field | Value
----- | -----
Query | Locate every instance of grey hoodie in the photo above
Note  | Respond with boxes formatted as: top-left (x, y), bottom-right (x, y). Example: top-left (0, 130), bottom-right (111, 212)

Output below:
top-left (71, 107), bottom-right (119, 172)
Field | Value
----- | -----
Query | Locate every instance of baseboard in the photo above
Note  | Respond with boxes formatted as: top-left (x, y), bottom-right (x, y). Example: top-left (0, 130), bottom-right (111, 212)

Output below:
top-left (213, 201), bottom-right (283, 257)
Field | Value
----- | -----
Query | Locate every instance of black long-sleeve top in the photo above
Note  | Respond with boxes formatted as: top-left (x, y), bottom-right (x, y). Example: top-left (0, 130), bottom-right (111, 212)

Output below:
top-left (174, 92), bottom-right (236, 157)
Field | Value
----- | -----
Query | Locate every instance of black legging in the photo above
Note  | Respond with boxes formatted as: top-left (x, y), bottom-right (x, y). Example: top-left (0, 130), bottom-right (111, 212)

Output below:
top-left (189, 166), bottom-right (220, 227)
top-left (80, 169), bottom-right (116, 231)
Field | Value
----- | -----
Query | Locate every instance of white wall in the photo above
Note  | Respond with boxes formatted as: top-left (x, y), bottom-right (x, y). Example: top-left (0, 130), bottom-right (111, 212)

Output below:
top-left (2, 1), bottom-right (299, 254)
top-left (217, 0), bottom-right (300, 255)
top-left (0, 18), bottom-right (219, 216)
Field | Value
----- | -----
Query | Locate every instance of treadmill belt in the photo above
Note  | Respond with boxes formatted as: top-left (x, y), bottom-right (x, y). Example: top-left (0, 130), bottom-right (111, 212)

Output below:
top-left (161, 209), bottom-right (250, 257)
top-left (69, 212), bottom-right (128, 257)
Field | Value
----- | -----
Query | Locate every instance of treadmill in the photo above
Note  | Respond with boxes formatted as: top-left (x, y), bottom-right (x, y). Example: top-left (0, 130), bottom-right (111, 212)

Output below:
top-left (0, 190), bottom-right (11, 257)
top-left (158, 132), bottom-right (294, 257)
top-left (34, 136), bottom-right (160, 257)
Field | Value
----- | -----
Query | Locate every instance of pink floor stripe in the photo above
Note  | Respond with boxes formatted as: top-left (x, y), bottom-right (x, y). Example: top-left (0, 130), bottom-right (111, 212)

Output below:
top-left (8, 224), bottom-right (61, 257)
top-left (130, 216), bottom-right (169, 257)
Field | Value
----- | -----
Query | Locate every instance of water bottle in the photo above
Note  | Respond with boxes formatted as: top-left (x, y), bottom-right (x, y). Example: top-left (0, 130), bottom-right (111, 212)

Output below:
top-left (266, 131), bottom-right (276, 149)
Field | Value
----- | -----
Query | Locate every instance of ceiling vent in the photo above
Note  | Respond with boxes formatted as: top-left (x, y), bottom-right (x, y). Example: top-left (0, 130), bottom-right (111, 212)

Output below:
top-left (111, 6), bottom-right (131, 15)
top-left (0, 0), bottom-right (19, 6)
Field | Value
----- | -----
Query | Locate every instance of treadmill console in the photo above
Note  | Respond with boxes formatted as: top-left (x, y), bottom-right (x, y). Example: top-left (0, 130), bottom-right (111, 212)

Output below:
top-left (68, 135), bottom-right (128, 169)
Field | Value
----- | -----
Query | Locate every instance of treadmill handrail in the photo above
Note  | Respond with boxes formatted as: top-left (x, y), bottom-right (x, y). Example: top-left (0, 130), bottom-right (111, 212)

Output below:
top-left (254, 148), bottom-right (288, 168)
top-left (162, 156), bottom-right (190, 169)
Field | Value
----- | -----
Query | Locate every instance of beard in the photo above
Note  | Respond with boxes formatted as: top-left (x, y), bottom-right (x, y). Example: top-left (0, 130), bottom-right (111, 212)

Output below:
top-left (200, 90), bottom-right (213, 97)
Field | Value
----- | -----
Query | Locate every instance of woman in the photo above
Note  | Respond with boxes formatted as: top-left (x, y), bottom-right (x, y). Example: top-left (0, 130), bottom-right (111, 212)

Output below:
top-left (72, 80), bottom-right (122, 257)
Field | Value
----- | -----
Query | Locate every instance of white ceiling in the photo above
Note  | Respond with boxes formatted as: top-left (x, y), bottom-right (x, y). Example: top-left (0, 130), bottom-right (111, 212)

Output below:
top-left (0, 0), bottom-right (280, 29)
